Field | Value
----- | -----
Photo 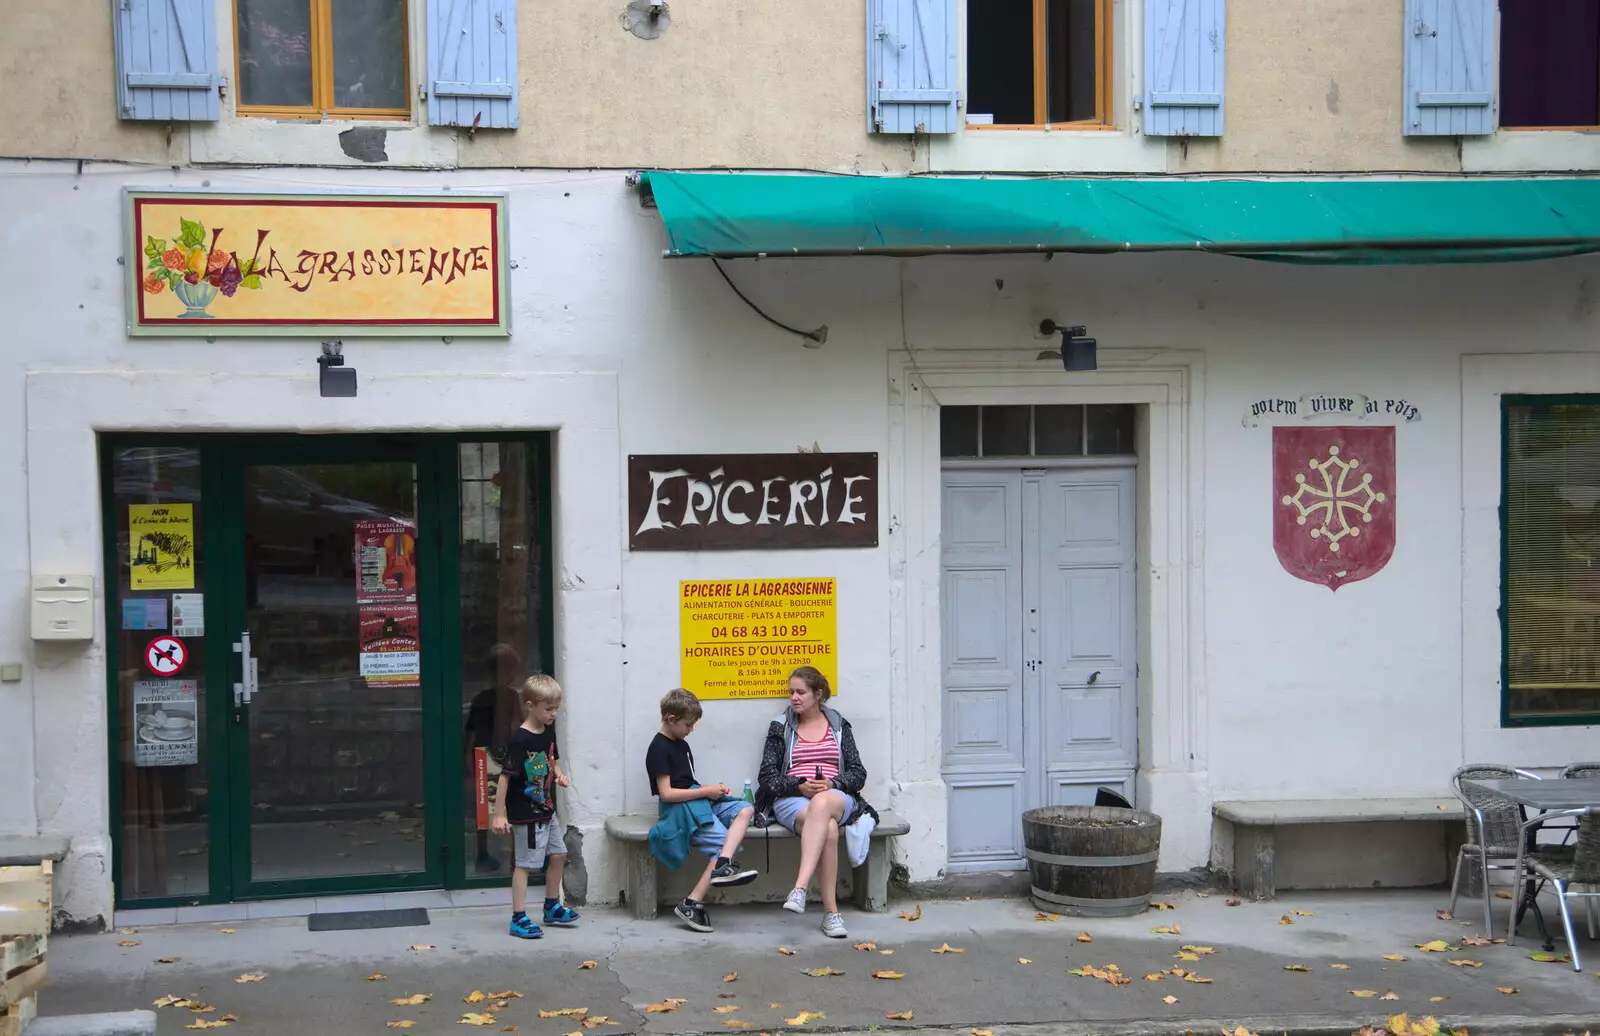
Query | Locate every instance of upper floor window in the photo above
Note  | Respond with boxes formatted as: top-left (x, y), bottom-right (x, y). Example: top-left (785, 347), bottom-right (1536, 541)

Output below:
top-left (1500, 0), bottom-right (1600, 129)
top-left (236, 0), bottom-right (409, 118)
top-left (941, 404), bottom-right (1136, 459)
top-left (966, 0), bottom-right (1111, 128)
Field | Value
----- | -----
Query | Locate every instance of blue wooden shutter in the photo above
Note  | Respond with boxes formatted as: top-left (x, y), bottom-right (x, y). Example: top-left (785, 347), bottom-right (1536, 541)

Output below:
top-left (427, 0), bottom-right (519, 129)
top-left (1143, 0), bottom-right (1225, 137)
top-left (1403, 0), bottom-right (1496, 136)
top-left (112, 0), bottom-right (219, 121)
top-left (868, 0), bottom-right (958, 134)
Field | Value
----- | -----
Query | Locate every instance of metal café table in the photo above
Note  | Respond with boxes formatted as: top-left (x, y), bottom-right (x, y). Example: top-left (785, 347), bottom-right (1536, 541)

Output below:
top-left (1463, 776), bottom-right (1600, 952)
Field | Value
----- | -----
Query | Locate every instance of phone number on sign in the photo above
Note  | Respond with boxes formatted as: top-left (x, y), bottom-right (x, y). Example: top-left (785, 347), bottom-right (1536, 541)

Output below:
top-left (708, 624), bottom-right (808, 639)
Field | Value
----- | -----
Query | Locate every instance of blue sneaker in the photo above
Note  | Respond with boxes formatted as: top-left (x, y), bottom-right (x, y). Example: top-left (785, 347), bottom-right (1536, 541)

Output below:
top-left (509, 914), bottom-right (543, 939)
top-left (543, 902), bottom-right (581, 927)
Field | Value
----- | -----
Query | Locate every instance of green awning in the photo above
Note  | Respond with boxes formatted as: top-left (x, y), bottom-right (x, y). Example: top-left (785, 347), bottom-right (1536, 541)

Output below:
top-left (636, 172), bottom-right (1600, 264)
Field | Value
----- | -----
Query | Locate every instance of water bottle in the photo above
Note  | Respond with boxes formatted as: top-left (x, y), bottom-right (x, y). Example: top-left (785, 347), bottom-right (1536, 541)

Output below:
top-left (742, 780), bottom-right (754, 803)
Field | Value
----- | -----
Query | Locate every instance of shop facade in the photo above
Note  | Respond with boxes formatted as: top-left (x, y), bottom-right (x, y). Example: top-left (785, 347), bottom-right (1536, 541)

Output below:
top-left (6, 162), bottom-right (1600, 926)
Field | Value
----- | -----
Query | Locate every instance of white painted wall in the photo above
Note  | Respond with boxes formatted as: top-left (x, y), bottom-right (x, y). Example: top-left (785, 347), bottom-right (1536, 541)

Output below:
top-left (4, 159), bottom-right (1600, 923)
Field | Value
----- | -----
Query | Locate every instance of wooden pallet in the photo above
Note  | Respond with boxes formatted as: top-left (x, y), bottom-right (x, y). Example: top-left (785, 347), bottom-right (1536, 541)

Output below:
top-left (0, 862), bottom-right (51, 939)
top-left (1, 859), bottom-right (53, 1034)
top-left (0, 991), bottom-right (37, 1036)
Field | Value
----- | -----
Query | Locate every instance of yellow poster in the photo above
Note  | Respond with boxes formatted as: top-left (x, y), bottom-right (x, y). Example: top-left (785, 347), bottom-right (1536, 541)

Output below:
top-left (129, 504), bottom-right (196, 591)
top-left (680, 579), bottom-right (838, 700)
top-left (127, 191), bottom-right (508, 336)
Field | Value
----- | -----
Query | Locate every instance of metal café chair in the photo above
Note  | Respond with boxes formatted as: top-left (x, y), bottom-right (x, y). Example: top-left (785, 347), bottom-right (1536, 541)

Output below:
top-left (1556, 763), bottom-right (1600, 933)
top-left (1509, 807), bottom-right (1600, 971)
top-left (1449, 764), bottom-right (1544, 938)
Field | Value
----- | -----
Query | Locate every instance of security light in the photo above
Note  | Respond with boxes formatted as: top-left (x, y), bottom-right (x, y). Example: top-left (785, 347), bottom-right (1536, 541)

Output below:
top-left (1038, 319), bottom-right (1097, 372)
top-left (318, 341), bottom-right (357, 397)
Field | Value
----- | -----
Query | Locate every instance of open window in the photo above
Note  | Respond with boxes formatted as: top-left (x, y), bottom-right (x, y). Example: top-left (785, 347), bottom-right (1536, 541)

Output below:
top-left (965, 0), bottom-right (1112, 128)
top-left (235, 0), bottom-right (410, 119)
top-left (1500, 0), bottom-right (1600, 129)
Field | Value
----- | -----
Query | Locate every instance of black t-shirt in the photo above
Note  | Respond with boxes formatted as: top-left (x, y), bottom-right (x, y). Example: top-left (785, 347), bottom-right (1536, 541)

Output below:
top-left (504, 723), bottom-right (559, 824)
top-left (644, 733), bottom-right (696, 797)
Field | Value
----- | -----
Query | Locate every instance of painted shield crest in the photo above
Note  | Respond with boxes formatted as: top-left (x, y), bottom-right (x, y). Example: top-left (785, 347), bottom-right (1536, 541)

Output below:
top-left (1273, 425), bottom-right (1396, 590)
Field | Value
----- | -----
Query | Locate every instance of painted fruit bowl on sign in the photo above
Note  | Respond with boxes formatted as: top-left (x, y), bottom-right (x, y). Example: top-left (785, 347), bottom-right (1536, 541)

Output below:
top-left (142, 217), bottom-right (268, 318)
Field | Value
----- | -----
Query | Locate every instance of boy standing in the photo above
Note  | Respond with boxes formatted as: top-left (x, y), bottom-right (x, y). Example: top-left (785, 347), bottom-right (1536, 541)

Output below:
top-left (492, 674), bottom-right (580, 939)
top-left (646, 688), bottom-right (758, 932)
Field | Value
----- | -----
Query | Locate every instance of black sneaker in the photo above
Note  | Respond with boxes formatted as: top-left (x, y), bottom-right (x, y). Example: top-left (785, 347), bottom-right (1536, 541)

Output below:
top-left (674, 897), bottom-right (713, 932)
top-left (709, 859), bottom-right (759, 887)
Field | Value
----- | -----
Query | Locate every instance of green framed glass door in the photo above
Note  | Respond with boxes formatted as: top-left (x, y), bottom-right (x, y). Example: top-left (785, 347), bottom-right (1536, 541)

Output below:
top-left (105, 433), bottom-right (554, 907)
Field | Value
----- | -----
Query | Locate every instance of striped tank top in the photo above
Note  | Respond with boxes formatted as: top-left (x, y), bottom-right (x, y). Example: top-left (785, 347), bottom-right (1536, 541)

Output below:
top-left (787, 728), bottom-right (841, 781)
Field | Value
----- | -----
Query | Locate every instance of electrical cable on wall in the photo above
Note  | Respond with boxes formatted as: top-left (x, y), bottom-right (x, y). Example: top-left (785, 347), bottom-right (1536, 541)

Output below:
top-left (711, 258), bottom-right (828, 347)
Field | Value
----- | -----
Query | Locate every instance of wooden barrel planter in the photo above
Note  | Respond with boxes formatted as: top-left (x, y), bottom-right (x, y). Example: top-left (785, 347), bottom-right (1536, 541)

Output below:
top-left (1022, 805), bottom-right (1161, 917)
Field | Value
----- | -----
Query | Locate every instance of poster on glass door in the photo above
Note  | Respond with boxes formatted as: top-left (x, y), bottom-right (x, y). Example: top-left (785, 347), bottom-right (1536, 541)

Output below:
top-left (133, 679), bottom-right (199, 767)
top-left (359, 601), bottom-right (420, 688)
top-left (354, 519), bottom-right (417, 603)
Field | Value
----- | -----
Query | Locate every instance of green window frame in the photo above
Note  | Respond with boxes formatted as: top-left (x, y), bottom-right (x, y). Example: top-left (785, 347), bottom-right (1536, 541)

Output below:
top-left (1501, 395), bottom-right (1600, 727)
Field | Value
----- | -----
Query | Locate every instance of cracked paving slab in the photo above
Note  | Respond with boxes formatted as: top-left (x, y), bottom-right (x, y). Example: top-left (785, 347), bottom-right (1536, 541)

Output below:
top-left (36, 891), bottom-right (1600, 1036)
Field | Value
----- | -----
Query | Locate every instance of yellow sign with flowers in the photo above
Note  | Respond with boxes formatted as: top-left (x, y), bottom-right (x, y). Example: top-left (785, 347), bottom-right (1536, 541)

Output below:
top-left (125, 191), bottom-right (509, 336)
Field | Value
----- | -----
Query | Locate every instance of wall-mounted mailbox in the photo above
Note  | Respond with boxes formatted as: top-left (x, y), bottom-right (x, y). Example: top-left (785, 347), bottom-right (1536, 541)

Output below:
top-left (32, 575), bottom-right (94, 641)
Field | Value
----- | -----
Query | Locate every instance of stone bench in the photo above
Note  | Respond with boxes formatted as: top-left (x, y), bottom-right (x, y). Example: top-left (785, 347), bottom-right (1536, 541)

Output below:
top-left (604, 811), bottom-right (909, 920)
top-left (1215, 798), bottom-right (1465, 901)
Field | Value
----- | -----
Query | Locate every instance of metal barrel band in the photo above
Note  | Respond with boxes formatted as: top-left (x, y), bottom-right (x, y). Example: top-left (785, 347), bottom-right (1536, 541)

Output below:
top-left (1025, 848), bottom-right (1158, 868)
top-left (1029, 887), bottom-right (1152, 914)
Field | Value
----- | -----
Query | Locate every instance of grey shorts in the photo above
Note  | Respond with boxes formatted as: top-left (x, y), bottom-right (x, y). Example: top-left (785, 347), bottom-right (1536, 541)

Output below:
top-left (773, 790), bottom-right (856, 832)
top-left (513, 819), bottom-right (567, 871)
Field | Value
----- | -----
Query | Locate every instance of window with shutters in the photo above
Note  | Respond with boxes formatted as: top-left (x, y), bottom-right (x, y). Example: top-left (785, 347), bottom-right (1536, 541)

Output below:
top-left (965, 0), bottom-right (1112, 128)
top-left (235, 0), bottom-right (409, 119)
top-left (1502, 396), bottom-right (1600, 725)
top-left (1499, 0), bottom-right (1600, 129)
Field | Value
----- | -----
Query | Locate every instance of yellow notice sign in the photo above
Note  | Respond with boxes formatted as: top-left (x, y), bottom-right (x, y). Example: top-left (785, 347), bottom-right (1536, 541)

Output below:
top-left (129, 504), bottom-right (196, 591)
top-left (680, 579), bottom-right (838, 700)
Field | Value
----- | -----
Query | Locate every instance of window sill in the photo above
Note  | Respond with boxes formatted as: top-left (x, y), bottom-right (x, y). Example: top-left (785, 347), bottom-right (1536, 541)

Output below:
top-left (190, 112), bottom-right (461, 168)
top-left (235, 109), bottom-right (413, 123)
top-left (929, 123), bottom-right (1165, 174)
top-left (1462, 128), bottom-right (1600, 172)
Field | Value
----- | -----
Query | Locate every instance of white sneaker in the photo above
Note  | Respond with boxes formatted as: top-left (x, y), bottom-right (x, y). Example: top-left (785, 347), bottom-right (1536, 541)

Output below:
top-left (782, 888), bottom-right (807, 914)
top-left (820, 912), bottom-right (848, 938)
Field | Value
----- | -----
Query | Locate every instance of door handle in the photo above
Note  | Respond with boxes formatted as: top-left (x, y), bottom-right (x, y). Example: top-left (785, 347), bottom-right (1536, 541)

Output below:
top-left (1087, 670), bottom-right (1100, 685)
top-left (233, 631), bottom-right (258, 705)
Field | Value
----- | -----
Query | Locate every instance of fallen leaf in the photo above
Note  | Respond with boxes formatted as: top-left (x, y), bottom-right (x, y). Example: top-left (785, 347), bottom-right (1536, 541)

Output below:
top-left (1182, 974), bottom-right (1212, 984)
top-left (1284, 965), bottom-right (1313, 972)
top-left (1018, 958), bottom-right (1033, 965)
top-left (769, 1004), bottom-right (785, 1010)
top-left (187, 1004), bottom-right (217, 1015)
top-left (1292, 910), bottom-right (1315, 917)
top-left (539, 1009), bottom-right (590, 1019)
top-left (119, 940), bottom-right (141, 947)
top-left (873, 971), bottom-right (905, 980)
top-left (154, 997), bottom-right (191, 1008)
top-left (1384, 954), bottom-right (1409, 961)
top-left (1351, 991), bottom-right (1380, 998)
top-left (1382, 992), bottom-right (1400, 1001)
top-left (1528, 951), bottom-right (1570, 963)
top-left (801, 968), bottom-right (843, 977)
top-left (1180, 945), bottom-right (1216, 956)
top-left (1495, 890), bottom-right (1514, 900)
top-left (1448, 959), bottom-right (1483, 968)
top-left (1460, 936), bottom-right (1493, 947)
top-left (235, 972), bottom-right (266, 983)
top-left (898, 905), bottom-right (923, 921)
top-left (1437, 910), bottom-right (1454, 921)
top-left (1033, 912), bottom-right (1059, 922)
top-left (460, 1014), bottom-right (497, 1027)
top-left (119, 928), bottom-right (138, 935)
top-left (1278, 915), bottom-right (1295, 926)
top-left (1389, 1017), bottom-right (1444, 1036)
top-left (1151, 924), bottom-right (1183, 935)
top-left (487, 993), bottom-right (523, 1000)
top-left (156, 958), bottom-right (180, 964)
top-left (367, 974), bottom-right (388, 982)
top-left (392, 995), bottom-right (432, 1007)
top-left (219, 929), bottom-right (236, 935)
top-left (1496, 987), bottom-right (1518, 995)
top-left (1068, 964), bottom-right (1133, 986)
top-left (411, 945), bottom-right (436, 952)
top-left (1430, 997), bottom-right (1447, 1003)
top-left (785, 1012), bottom-right (826, 1026)
top-left (580, 961), bottom-right (599, 970)
top-left (1225, 898), bottom-right (1241, 907)
top-left (931, 943), bottom-right (964, 954)
top-left (386, 1023), bottom-right (415, 1030)
top-left (582, 1017), bottom-right (613, 1029)
top-left (972, 1030), bottom-right (995, 1036)
top-left (186, 1021), bottom-right (231, 1030)
top-left (1176, 953), bottom-right (1202, 962)
top-left (1077, 932), bottom-right (1093, 943)
top-left (644, 1004), bottom-right (679, 1015)
top-left (880, 950), bottom-right (895, 956)
top-left (1151, 901), bottom-right (1176, 911)
top-left (465, 992), bottom-right (488, 1004)
top-left (1162, 995), bottom-right (1178, 1005)
top-left (1144, 973), bottom-right (1164, 981)
top-left (1417, 941), bottom-right (1455, 952)
top-left (667, 1000), bottom-right (688, 1007)
top-left (885, 1013), bottom-right (915, 1022)
top-left (853, 942), bottom-right (878, 952)
top-left (777, 948), bottom-right (796, 956)
top-left (1331, 964), bottom-right (1351, 970)
top-left (716, 1006), bottom-right (742, 1014)
top-left (724, 1022), bottom-right (755, 1030)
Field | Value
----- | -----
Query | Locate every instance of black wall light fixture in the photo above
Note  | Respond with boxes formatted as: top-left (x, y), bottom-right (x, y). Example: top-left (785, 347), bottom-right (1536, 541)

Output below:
top-left (318, 341), bottom-right (357, 397)
top-left (1039, 320), bottom-right (1097, 371)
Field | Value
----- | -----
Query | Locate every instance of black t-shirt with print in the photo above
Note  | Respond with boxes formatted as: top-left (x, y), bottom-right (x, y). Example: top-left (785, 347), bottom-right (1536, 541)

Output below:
top-left (644, 733), bottom-right (697, 796)
top-left (504, 723), bottom-right (559, 824)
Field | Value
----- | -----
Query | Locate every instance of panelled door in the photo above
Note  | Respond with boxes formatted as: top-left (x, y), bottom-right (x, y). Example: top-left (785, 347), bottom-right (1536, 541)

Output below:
top-left (941, 465), bottom-right (1137, 871)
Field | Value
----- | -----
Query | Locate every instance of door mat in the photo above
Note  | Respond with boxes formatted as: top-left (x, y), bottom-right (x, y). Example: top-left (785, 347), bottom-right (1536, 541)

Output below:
top-left (308, 908), bottom-right (430, 932)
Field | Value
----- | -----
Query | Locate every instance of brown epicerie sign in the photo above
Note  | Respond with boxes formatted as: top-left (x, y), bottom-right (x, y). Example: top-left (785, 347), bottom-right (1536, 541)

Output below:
top-left (629, 453), bottom-right (878, 550)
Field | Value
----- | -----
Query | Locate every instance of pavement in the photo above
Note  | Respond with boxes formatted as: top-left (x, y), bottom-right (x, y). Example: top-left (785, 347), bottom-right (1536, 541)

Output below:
top-left (34, 889), bottom-right (1600, 1036)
